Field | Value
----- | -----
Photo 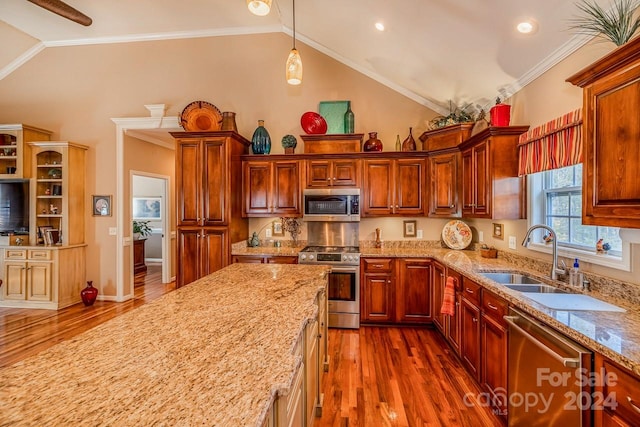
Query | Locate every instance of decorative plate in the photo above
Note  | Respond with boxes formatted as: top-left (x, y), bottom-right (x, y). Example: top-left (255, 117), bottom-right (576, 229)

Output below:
top-left (441, 220), bottom-right (472, 250)
top-left (300, 111), bottom-right (328, 134)
top-left (180, 100), bottom-right (223, 131)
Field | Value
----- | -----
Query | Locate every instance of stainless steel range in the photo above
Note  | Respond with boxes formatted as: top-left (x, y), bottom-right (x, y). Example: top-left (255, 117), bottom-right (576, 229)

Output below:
top-left (298, 221), bottom-right (360, 329)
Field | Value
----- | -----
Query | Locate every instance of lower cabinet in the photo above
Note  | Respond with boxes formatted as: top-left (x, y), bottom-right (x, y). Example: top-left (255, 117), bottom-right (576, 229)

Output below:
top-left (177, 227), bottom-right (228, 287)
top-left (595, 353), bottom-right (640, 427)
top-left (233, 255), bottom-right (298, 264)
top-left (432, 260), bottom-right (447, 332)
top-left (360, 257), bottom-right (432, 325)
top-left (0, 246), bottom-right (86, 310)
top-left (460, 282), bottom-right (482, 380)
top-left (445, 269), bottom-right (463, 356)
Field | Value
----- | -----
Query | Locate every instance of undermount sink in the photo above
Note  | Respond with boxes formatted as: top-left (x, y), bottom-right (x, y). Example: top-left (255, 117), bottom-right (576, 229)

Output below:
top-left (503, 284), bottom-right (570, 294)
top-left (480, 272), bottom-right (545, 285)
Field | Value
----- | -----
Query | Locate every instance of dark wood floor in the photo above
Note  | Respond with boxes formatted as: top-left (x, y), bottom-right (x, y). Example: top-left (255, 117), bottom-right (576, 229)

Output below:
top-left (1, 268), bottom-right (501, 426)
top-left (315, 327), bottom-right (503, 427)
top-left (0, 264), bottom-right (174, 368)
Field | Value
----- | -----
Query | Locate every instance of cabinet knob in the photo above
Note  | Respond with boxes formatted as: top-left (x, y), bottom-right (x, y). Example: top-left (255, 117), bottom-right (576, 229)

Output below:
top-left (387, 280), bottom-right (391, 284)
top-left (451, 204), bottom-right (455, 208)
top-left (333, 177), bottom-right (336, 180)
top-left (472, 317), bottom-right (478, 323)
top-left (395, 205), bottom-right (399, 208)
top-left (327, 178), bottom-right (331, 181)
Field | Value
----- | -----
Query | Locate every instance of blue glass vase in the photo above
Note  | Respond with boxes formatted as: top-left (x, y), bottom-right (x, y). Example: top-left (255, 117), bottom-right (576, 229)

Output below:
top-left (251, 120), bottom-right (271, 154)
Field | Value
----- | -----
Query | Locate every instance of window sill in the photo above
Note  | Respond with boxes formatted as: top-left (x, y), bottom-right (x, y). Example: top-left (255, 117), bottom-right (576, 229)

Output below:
top-left (526, 242), bottom-right (631, 272)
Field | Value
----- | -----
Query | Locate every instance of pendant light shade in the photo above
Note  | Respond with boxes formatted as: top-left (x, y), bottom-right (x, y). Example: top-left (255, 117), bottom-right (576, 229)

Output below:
top-left (286, 0), bottom-right (302, 85)
top-left (247, 0), bottom-right (271, 16)
top-left (286, 48), bottom-right (303, 85)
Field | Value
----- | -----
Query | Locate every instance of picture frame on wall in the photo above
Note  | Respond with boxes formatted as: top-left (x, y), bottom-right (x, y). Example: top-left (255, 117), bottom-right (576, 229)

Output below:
top-left (272, 220), bottom-right (285, 236)
top-left (403, 220), bottom-right (417, 238)
top-left (92, 195), bottom-right (112, 216)
top-left (493, 223), bottom-right (504, 239)
top-left (133, 197), bottom-right (161, 220)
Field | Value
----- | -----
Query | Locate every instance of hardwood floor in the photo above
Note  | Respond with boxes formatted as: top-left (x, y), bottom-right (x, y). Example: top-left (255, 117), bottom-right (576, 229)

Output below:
top-left (315, 327), bottom-right (503, 427)
top-left (0, 264), bottom-right (174, 368)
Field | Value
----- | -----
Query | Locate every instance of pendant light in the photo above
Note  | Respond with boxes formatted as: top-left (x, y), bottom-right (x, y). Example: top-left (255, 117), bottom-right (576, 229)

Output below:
top-left (286, 0), bottom-right (303, 85)
top-left (247, 0), bottom-right (271, 16)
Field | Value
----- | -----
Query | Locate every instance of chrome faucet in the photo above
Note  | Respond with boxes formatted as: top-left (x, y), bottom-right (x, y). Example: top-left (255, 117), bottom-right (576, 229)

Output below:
top-left (522, 224), bottom-right (566, 281)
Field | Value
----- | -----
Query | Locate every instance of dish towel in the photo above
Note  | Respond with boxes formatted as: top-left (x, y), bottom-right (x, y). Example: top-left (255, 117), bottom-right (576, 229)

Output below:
top-left (440, 276), bottom-right (456, 316)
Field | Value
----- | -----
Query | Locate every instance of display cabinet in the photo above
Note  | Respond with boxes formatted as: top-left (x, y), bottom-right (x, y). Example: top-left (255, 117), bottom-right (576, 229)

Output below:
top-left (0, 124), bottom-right (51, 179)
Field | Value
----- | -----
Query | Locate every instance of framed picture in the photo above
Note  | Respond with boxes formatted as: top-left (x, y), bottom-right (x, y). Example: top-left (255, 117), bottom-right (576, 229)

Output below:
top-left (133, 197), bottom-right (161, 220)
top-left (403, 220), bottom-right (417, 238)
top-left (92, 195), bottom-right (112, 216)
top-left (272, 220), bottom-right (284, 236)
top-left (38, 225), bottom-right (53, 244)
top-left (493, 223), bottom-right (504, 239)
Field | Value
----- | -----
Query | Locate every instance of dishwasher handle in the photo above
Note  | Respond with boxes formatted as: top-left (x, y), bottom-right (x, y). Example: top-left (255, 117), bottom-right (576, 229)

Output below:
top-left (504, 315), bottom-right (581, 368)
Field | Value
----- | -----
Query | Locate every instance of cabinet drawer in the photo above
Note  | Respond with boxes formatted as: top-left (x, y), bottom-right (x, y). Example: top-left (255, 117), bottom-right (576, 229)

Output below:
top-left (603, 360), bottom-right (640, 424)
top-left (462, 278), bottom-right (481, 305)
top-left (28, 250), bottom-right (52, 260)
top-left (482, 290), bottom-right (508, 323)
top-left (362, 258), bottom-right (394, 273)
top-left (4, 249), bottom-right (26, 260)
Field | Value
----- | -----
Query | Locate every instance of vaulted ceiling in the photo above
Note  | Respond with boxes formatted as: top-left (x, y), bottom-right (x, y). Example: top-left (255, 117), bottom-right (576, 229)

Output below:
top-left (0, 0), bottom-right (612, 115)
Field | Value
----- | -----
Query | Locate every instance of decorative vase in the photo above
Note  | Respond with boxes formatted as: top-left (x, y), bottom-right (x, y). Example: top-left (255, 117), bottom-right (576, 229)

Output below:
top-left (81, 281), bottom-right (98, 306)
top-left (363, 132), bottom-right (383, 152)
top-left (401, 127), bottom-right (416, 151)
top-left (395, 134), bottom-right (401, 151)
top-left (490, 98), bottom-right (511, 126)
top-left (248, 232), bottom-right (260, 247)
top-left (251, 120), bottom-right (271, 154)
top-left (221, 111), bottom-right (238, 132)
top-left (344, 102), bottom-right (355, 133)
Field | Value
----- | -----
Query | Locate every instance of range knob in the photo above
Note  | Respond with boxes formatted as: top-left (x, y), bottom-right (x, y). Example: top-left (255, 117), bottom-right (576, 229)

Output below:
top-left (343, 255), bottom-right (348, 261)
top-left (309, 254), bottom-right (315, 260)
top-left (300, 254), bottom-right (307, 261)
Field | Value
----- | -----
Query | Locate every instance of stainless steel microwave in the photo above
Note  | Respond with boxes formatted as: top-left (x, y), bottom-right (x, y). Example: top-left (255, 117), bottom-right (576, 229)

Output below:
top-left (303, 188), bottom-right (360, 222)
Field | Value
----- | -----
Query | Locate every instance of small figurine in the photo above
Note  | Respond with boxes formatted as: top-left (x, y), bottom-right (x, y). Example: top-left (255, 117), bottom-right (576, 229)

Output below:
top-left (248, 231), bottom-right (260, 247)
top-left (543, 233), bottom-right (554, 243)
top-left (596, 238), bottom-right (604, 253)
top-left (49, 204), bottom-right (58, 214)
top-left (602, 242), bottom-right (611, 253)
top-left (45, 188), bottom-right (51, 195)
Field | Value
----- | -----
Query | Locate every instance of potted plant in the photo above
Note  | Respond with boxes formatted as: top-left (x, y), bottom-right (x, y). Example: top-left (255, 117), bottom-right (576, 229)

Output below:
top-left (569, 0), bottom-right (640, 46)
top-left (427, 100), bottom-right (477, 130)
top-left (281, 134), bottom-right (297, 154)
top-left (133, 220), bottom-right (152, 240)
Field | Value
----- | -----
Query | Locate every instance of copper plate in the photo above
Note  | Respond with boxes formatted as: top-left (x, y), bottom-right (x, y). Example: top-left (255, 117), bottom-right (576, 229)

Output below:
top-left (180, 100), bottom-right (223, 131)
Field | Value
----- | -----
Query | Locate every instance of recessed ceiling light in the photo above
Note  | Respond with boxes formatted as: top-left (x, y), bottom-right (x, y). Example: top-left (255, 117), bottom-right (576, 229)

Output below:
top-left (516, 19), bottom-right (538, 34)
top-left (375, 22), bottom-right (385, 31)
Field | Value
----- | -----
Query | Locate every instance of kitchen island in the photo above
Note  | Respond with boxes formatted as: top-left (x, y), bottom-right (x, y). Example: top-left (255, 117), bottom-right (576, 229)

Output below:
top-left (0, 263), bottom-right (329, 426)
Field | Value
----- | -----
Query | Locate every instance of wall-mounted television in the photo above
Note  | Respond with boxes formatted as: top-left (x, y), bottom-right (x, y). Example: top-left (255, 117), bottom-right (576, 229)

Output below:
top-left (0, 179), bottom-right (29, 234)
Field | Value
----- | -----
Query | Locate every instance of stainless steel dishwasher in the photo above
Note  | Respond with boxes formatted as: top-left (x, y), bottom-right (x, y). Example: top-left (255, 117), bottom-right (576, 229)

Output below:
top-left (504, 307), bottom-right (593, 426)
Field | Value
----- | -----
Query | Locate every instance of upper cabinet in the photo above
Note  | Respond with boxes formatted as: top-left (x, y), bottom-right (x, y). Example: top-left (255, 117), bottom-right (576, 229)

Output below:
top-left (0, 124), bottom-right (51, 179)
top-left (306, 158), bottom-right (360, 188)
top-left (459, 126), bottom-right (529, 219)
top-left (243, 159), bottom-right (302, 217)
top-left (567, 38), bottom-right (640, 228)
top-left (428, 150), bottom-right (461, 217)
top-left (362, 157), bottom-right (425, 216)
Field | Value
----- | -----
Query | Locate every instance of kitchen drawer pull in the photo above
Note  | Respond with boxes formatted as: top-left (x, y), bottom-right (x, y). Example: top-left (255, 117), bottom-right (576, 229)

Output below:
top-left (373, 264), bottom-right (384, 268)
top-left (628, 396), bottom-right (640, 414)
top-left (487, 302), bottom-right (498, 311)
top-left (465, 287), bottom-right (474, 294)
top-left (504, 315), bottom-right (581, 368)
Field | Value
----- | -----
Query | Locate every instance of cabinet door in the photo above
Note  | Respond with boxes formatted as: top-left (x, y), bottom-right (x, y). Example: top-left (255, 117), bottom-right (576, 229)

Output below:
top-left (473, 140), bottom-right (490, 217)
top-left (431, 261), bottom-right (446, 332)
top-left (201, 228), bottom-right (229, 276)
top-left (361, 274), bottom-right (393, 322)
top-left (202, 138), bottom-right (227, 225)
top-left (396, 258), bottom-right (432, 323)
top-left (272, 161), bottom-right (301, 215)
top-left (306, 160), bottom-right (332, 187)
top-left (305, 318), bottom-right (319, 426)
top-left (332, 159), bottom-right (360, 187)
top-left (461, 148), bottom-right (474, 216)
top-left (3, 262), bottom-right (27, 300)
top-left (177, 228), bottom-right (201, 287)
top-left (176, 140), bottom-right (202, 226)
top-left (447, 294), bottom-right (462, 355)
top-left (429, 152), bottom-right (460, 217)
top-left (243, 161), bottom-right (272, 216)
top-left (481, 313), bottom-right (508, 419)
top-left (26, 262), bottom-right (52, 302)
top-left (362, 159), bottom-right (394, 216)
top-left (461, 297), bottom-right (481, 380)
top-left (394, 158), bottom-right (425, 215)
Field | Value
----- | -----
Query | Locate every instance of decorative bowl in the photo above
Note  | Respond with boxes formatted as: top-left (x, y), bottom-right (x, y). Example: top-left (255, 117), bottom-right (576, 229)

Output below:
top-left (300, 112), bottom-right (328, 134)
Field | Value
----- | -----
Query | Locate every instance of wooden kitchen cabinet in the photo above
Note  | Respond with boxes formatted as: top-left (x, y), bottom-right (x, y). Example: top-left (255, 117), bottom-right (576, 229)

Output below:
top-left (567, 38), bottom-right (640, 228)
top-left (232, 255), bottom-right (298, 264)
top-left (172, 131), bottom-right (249, 287)
top-left (432, 260), bottom-right (446, 332)
top-left (594, 353), bottom-right (640, 426)
top-left (0, 124), bottom-right (51, 179)
top-left (306, 158), bottom-right (360, 188)
top-left (361, 260), bottom-right (394, 323)
top-left (176, 227), bottom-right (228, 287)
top-left (460, 126), bottom-right (528, 219)
top-left (396, 258), bottom-right (432, 323)
top-left (445, 269), bottom-right (463, 355)
top-left (362, 157), bottom-right (425, 216)
top-left (460, 278), bottom-right (482, 380)
top-left (428, 150), bottom-right (461, 217)
top-left (243, 160), bottom-right (302, 217)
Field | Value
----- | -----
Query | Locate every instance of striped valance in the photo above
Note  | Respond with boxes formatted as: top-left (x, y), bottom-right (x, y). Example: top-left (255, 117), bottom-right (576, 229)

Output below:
top-left (518, 108), bottom-right (582, 175)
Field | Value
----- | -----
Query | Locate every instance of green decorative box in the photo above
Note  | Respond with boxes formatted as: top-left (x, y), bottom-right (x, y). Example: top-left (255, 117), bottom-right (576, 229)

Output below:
top-left (319, 100), bottom-right (350, 134)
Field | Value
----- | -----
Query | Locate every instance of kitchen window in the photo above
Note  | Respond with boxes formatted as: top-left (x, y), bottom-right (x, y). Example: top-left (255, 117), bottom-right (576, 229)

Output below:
top-left (528, 164), bottom-right (631, 271)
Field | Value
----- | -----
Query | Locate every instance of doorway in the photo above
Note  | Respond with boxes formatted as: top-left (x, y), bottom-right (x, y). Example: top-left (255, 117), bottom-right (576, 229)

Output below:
top-left (131, 173), bottom-right (171, 285)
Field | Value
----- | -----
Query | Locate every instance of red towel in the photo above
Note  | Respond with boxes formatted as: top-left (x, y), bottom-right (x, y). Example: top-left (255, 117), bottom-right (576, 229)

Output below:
top-left (440, 276), bottom-right (456, 316)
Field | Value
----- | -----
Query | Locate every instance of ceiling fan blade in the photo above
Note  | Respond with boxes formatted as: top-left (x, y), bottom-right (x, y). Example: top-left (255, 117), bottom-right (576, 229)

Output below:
top-left (27, 0), bottom-right (92, 26)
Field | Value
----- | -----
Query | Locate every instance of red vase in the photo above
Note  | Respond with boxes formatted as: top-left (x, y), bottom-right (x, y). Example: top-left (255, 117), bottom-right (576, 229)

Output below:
top-left (363, 132), bottom-right (383, 152)
top-left (490, 103), bottom-right (511, 126)
top-left (81, 281), bottom-right (98, 306)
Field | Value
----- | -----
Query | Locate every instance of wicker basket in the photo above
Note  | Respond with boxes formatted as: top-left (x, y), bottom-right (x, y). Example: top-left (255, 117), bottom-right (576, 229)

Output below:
top-left (480, 248), bottom-right (498, 258)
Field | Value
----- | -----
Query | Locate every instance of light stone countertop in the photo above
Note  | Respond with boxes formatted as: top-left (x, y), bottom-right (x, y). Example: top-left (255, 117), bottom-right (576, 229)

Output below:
top-left (233, 242), bottom-right (640, 375)
top-left (0, 263), bottom-right (329, 426)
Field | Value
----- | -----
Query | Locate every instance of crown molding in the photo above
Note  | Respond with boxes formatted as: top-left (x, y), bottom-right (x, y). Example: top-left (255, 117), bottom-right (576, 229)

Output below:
top-left (0, 42), bottom-right (46, 81)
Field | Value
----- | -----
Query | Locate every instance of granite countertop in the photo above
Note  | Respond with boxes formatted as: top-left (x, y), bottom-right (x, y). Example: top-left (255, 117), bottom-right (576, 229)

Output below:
top-left (0, 263), bottom-right (329, 426)
top-left (233, 242), bottom-right (640, 375)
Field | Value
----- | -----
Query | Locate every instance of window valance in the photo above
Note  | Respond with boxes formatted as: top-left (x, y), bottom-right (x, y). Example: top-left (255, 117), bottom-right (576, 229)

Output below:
top-left (518, 108), bottom-right (582, 175)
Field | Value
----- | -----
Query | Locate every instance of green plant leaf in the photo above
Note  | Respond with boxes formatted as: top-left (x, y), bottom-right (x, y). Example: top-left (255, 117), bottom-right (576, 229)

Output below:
top-left (569, 0), bottom-right (640, 46)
